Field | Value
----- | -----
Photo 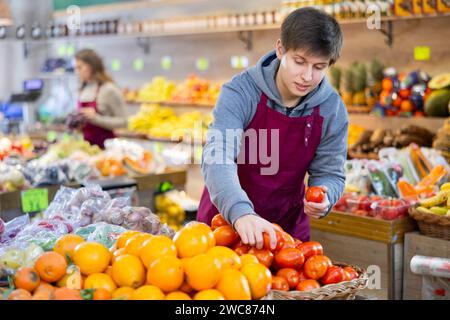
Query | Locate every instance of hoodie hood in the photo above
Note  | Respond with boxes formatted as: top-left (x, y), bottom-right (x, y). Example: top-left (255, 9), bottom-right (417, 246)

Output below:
top-left (247, 50), bottom-right (336, 113)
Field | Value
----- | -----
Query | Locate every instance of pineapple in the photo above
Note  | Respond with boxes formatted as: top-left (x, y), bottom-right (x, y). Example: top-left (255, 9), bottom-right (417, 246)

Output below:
top-left (329, 66), bottom-right (342, 92)
top-left (353, 63), bottom-right (367, 106)
top-left (341, 67), bottom-right (355, 106)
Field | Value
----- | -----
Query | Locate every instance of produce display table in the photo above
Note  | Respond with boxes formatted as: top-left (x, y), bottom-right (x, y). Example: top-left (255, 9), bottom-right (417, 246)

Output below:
top-left (402, 232), bottom-right (450, 300)
top-left (0, 169), bottom-right (187, 222)
top-left (310, 211), bottom-right (418, 300)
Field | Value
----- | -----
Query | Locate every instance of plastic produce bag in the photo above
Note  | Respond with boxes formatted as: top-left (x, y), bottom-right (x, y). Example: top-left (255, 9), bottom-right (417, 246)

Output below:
top-left (75, 222), bottom-right (127, 249)
top-left (0, 214), bottom-right (30, 244)
top-left (344, 160), bottom-right (372, 194)
top-left (0, 242), bottom-right (44, 270)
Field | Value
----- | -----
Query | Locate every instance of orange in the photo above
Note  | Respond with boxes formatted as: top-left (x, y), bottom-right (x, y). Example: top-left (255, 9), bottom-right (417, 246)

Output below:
top-left (34, 282), bottom-right (55, 295)
top-left (34, 252), bottom-right (67, 283)
top-left (184, 222), bottom-right (216, 248)
top-left (400, 100), bottom-right (414, 112)
top-left (193, 289), bottom-right (225, 300)
top-left (56, 265), bottom-right (83, 290)
top-left (207, 246), bottom-right (242, 270)
top-left (139, 235), bottom-right (177, 268)
top-left (7, 289), bottom-right (32, 300)
top-left (185, 253), bottom-right (222, 291)
top-left (73, 242), bottom-right (111, 276)
top-left (124, 234), bottom-right (153, 256)
top-left (53, 234), bottom-right (85, 262)
top-left (241, 263), bottom-right (272, 299)
top-left (215, 269), bottom-right (251, 300)
top-left (53, 287), bottom-right (83, 300)
top-left (116, 230), bottom-right (140, 249)
top-left (381, 78), bottom-right (393, 91)
top-left (131, 285), bottom-right (165, 300)
top-left (147, 256), bottom-right (184, 293)
top-left (84, 273), bottom-right (117, 294)
top-left (173, 224), bottom-right (214, 258)
top-left (239, 254), bottom-right (260, 267)
top-left (93, 288), bottom-right (111, 300)
top-left (14, 267), bottom-right (40, 292)
top-left (111, 248), bottom-right (126, 264)
top-left (32, 290), bottom-right (54, 300)
top-left (165, 291), bottom-right (192, 300)
top-left (112, 287), bottom-right (135, 300)
top-left (112, 254), bottom-right (146, 289)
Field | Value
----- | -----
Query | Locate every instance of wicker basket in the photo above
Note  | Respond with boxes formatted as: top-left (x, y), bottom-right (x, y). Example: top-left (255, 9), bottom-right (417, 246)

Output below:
top-left (262, 262), bottom-right (369, 300)
top-left (409, 207), bottom-right (450, 240)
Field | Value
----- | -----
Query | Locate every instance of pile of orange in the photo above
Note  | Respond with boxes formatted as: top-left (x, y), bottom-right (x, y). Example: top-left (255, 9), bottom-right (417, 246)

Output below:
top-left (4, 223), bottom-right (272, 300)
top-left (95, 157), bottom-right (126, 177)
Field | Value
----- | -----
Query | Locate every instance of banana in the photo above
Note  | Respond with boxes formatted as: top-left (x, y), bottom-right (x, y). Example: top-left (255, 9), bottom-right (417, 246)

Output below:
top-left (429, 206), bottom-right (448, 216)
top-left (419, 190), bottom-right (450, 208)
top-left (441, 182), bottom-right (450, 192)
top-left (417, 206), bottom-right (435, 215)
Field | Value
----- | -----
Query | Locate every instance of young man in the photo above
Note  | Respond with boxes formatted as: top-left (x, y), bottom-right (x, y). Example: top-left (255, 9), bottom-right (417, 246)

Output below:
top-left (198, 8), bottom-right (348, 250)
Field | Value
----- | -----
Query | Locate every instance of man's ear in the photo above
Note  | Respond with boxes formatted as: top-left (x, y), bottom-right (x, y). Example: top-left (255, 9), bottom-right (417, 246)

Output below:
top-left (275, 39), bottom-right (284, 60)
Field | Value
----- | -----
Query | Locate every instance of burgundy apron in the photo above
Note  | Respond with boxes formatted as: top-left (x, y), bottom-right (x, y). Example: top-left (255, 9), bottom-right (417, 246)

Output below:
top-left (78, 85), bottom-right (115, 149)
top-left (197, 93), bottom-right (323, 241)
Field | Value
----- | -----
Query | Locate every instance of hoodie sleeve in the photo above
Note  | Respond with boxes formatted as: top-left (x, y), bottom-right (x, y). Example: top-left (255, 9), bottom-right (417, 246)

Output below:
top-left (201, 78), bottom-right (258, 226)
top-left (307, 97), bottom-right (348, 215)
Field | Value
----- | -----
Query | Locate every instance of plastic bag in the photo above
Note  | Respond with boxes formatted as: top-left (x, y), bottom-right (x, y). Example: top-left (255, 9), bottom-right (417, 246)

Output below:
top-left (75, 222), bottom-right (127, 249)
top-left (344, 160), bottom-right (372, 194)
top-left (0, 242), bottom-right (44, 270)
top-left (0, 214), bottom-right (30, 244)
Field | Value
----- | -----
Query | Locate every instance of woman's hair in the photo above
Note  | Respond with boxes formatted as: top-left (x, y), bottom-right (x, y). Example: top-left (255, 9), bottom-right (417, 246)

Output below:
top-left (75, 48), bottom-right (114, 87)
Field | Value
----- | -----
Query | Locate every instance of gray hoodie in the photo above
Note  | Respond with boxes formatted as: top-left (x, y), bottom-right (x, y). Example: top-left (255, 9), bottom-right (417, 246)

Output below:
top-left (201, 50), bottom-right (348, 226)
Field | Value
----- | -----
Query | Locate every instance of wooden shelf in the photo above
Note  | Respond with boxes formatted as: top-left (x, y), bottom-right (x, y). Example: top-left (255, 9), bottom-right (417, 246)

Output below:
top-left (126, 100), bottom-right (214, 109)
top-left (114, 129), bottom-right (205, 145)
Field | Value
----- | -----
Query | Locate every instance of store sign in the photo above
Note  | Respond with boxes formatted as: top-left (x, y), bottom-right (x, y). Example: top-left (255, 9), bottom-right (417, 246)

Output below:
top-left (161, 56), bottom-right (172, 70)
top-left (21, 189), bottom-right (49, 213)
top-left (196, 57), bottom-right (209, 71)
top-left (231, 55), bottom-right (249, 69)
top-left (111, 59), bottom-right (121, 71)
top-left (133, 58), bottom-right (144, 71)
top-left (414, 46), bottom-right (430, 61)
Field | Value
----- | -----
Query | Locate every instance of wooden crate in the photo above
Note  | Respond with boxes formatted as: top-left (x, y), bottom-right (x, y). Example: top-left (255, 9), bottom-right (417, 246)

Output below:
top-left (310, 211), bottom-right (418, 300)
top-left (402, 232), bottom-right (450, 300)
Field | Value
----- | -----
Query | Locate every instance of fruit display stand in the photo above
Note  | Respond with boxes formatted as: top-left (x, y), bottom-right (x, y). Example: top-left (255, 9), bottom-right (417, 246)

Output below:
top-left (0, 169), bottom-right (187, 223)
top-left (402, 232), bottom-right (450, 299)
top-left (310, 210), bottom-right (418, 300)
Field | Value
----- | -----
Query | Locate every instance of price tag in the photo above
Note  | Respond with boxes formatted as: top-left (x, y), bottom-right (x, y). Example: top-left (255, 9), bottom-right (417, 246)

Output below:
top-left (46, 130), bottom-right (57, 142)
top-left (111, 59), bottom-right (121, 71)
top-left (57, 45), bottom-right (67, 57)
top-left (133, 58), bottom-right (144, 71)
top-left (414, 46), bottom-right (430, 61)
top-left (161, 56), bottom-right (172, 70)
top-left (196, 57), bottom-right (209, 71)
top-left (21, 189), bottom-right (49, 213)
top-left (66, 45), bottom-right (75, 56)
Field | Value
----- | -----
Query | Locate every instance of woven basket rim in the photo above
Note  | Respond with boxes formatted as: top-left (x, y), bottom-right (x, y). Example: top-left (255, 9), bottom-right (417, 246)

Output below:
top-left (263, 261), bottom-right (369, 300)
top-left (409, 206), bottom-right (450, 227)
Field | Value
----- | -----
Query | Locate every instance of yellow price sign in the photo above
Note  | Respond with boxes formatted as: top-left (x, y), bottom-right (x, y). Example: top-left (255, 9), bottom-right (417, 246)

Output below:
top-left (414, 46), bottom-right (430, 61)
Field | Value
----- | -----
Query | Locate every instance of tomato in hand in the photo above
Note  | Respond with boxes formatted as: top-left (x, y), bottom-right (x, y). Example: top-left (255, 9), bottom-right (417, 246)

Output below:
top-left (248, 248), bottom-right (274, 268)
top-left (274, 248), bottom-right (305, 270)
top-left (296, 241), bottom-right (324, 260)
top-left (271, 276), bottom-right (289, 291)
top-left (306, 187), bottom-right (325, 203)
top-left (343, 266), bottom-right (359, 281)
top-left (263, 231), bottom-right (284, 252)
top-left (211, 214), bottom-right (229, 230)
top-left (213, 225), bottom-right (239, 247)
top-left (304, 255), bottom-right (332, 280)
top-left (296, 279), bottom-right (321, 292)
top-left (276, 268), bottom-right (300, 290)
top-left (233, 241), bottom-right (251, 256)
top-left (321, 266), bottom-right (346, 285)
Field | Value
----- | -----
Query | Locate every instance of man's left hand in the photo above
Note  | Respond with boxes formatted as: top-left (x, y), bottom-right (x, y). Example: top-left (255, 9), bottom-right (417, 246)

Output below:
top-left (304, 185), bottom-right (330, 219)
top-left (79, 108), bottom-right (97, 121)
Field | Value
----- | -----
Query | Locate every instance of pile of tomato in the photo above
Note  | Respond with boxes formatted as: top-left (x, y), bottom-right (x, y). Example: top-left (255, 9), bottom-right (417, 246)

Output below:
top-left (210, 214), bottom-right (359, 293)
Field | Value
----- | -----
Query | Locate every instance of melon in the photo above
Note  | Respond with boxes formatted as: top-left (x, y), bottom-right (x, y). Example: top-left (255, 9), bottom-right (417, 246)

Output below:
top-left (428, 73), bottom-right (450, 90)
top-left (424, 89), bottom-right (450, 117)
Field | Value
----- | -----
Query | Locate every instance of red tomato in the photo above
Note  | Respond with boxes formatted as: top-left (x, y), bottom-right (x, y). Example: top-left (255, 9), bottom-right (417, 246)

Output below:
top-left (298, 269), bottom-right (308, 282)
top-left (232, 241), bottom-right (251, 256)
top-left (343, 267), bottom-right (359, 281)
top-left (321, 266), bottom-right (346, 285)
top-left (213, 225), bottom-right (239, 247)
top-left (296, 241), bottom-right (324, 260)
top-left (276, 268), bottom-right (300, 290)
top-left (262, 231), bottom-right (284, 252)
top-left (272, 223), bottom-right (284, 232)
top-left (304, 255), bottom-right (332, 280)
top-left (280, 231), bottom-right (295, 246)
top-left (293, 239), bottom-right (302, 248)
top-left (271, 276), bottom-right (289, 291)
top-left (296, 279), bottom-right (321, 292)
top-left (274, 248), bottom-right (305, 270)
top-left (306, 187), bottom-right (325, 203)
top-left (211, 214), bottom-right (229, 230)
top-left (248, 248), bottom-right (274, 268)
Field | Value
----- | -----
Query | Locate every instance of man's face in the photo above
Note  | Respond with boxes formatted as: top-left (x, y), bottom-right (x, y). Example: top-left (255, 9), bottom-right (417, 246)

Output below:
top-left (276, 40), bottom-right (330, 98)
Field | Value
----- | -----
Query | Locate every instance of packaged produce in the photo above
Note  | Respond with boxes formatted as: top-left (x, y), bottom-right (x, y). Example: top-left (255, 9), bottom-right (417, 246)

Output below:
top-left (75, 222), bottom-right (127, 249)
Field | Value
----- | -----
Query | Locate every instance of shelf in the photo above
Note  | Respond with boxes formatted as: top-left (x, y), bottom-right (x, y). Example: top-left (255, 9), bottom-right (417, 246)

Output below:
top-left (6, 13), bottom-right (449, 44)
top-left (114, 129), bottom-right (205, 145)
top-left (126, 100), bottom-right (214, 109)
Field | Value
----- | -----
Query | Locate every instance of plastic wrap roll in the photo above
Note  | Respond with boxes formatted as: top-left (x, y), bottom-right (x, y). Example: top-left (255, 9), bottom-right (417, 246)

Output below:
top-left (410, 255), bottom-right (450, 279)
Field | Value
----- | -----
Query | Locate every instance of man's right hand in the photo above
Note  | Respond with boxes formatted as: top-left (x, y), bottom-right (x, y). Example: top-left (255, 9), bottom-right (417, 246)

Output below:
top-left (233, 215), bottom-right (278, 250)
